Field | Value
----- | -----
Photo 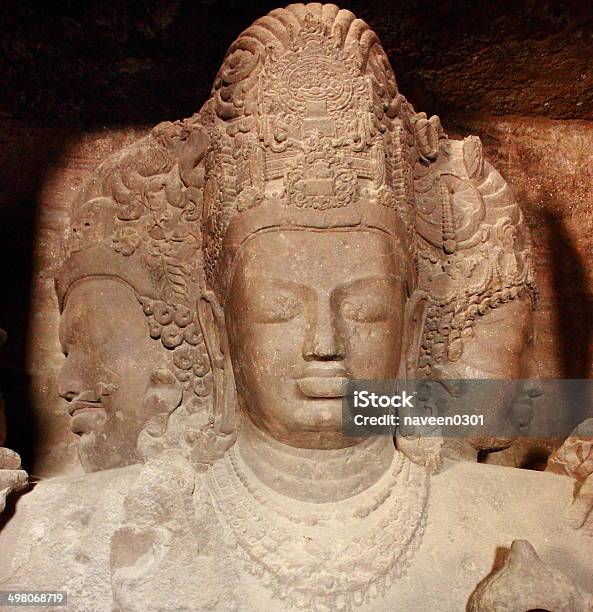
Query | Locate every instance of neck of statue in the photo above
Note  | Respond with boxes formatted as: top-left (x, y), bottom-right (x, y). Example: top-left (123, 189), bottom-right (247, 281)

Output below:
top-left (236, 415), bottom-right (396, 503)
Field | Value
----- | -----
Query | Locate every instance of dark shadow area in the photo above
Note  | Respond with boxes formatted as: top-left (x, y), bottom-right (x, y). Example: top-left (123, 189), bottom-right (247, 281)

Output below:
top-left (0, 128), bottom-right (71, 471)
top-left (517, 446), bottom-right (552, 471)
top-left (544, 210), bottom-right (593, 378)
top-left (1, 0), bottom-right (592, 128)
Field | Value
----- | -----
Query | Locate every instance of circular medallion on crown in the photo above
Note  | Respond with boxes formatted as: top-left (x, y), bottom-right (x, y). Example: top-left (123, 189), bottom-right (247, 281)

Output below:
top-left (286, 56), bottom-right (351, 111)
top-left (257, 13), bottom-right (367, 144)
top-left (252, 13), bottom-right (372, 210)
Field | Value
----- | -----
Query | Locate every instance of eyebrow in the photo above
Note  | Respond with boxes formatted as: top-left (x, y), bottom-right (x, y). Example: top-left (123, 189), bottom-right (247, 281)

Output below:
top-left (253, 278), bottom-right (313, 295)
top-left (254, 274), bottom-right (402, 293)
top-left (333, 275), bottom-right (402, 294)
top-left (254, 275), bottom-right (400, 292)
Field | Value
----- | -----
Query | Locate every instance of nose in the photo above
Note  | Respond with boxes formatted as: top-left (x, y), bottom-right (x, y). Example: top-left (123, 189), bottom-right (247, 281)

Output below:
top-left (303, 297), bottom-right (345, 362)
top-left (58, 355), bottom-right (83, 401)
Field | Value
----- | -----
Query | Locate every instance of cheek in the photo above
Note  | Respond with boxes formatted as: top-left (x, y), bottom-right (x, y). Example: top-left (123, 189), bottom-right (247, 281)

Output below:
top-left (233, 320), bottom-right (304, 379)
top-left (343, 319), bottom-right (402, 378)
top-left (462, 324), bottom-right (525, 378)
top-left (104, 345), bottom-right (143, 377)
top-left (91, 339), bottom-right (158, 400)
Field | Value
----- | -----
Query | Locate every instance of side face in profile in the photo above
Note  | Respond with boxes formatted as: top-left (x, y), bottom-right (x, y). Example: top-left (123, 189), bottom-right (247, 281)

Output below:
top-left (437, 293), bottom-right (538, 452)
top-left (58, 278), bottom-right (164, 472)
top-left (454, 294), bottom-right (534, 379)
top-left (225, 230), bottom-right (407, 449)
top-left (54, 119), bottom-right (210, 472)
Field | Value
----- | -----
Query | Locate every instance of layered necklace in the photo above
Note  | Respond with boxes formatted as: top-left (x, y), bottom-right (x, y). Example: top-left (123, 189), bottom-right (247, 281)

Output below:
top-left (206, 424), bottom-right (429, 611)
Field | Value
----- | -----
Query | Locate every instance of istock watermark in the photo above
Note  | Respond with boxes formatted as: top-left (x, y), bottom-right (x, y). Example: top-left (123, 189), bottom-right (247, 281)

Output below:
top-left (353, 390), bottom-right (415, 409)
top-left (342, 379), bottom-right (593, 438)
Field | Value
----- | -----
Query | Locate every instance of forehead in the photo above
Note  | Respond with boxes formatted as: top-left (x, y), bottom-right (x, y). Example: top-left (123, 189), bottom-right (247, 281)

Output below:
top-left (59, 277), bottom-right (146, 350)
top-left (233, 230), bottom-right (405, 286)
top-left (61, 278), bottom-right (139, 324)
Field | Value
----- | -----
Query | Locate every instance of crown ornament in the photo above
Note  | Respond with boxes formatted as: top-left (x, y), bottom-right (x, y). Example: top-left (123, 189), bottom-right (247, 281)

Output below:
top-left (200, 7), bottom-right (443, 295)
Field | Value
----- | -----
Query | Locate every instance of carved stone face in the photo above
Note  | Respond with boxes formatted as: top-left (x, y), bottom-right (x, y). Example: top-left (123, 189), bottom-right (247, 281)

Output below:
top-left (224, 229), bottom-right (407, 449)
top-left (456, 294), bottom-right (534, 379)
top-left (58, 278), bottom-right (165, 471)
top-left (440, 294), bottom-right (536, 449)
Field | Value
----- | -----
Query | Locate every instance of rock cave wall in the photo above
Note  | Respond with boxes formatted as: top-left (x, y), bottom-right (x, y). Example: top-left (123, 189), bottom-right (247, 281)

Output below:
top-left (0, 0), bottom-right (592, 475)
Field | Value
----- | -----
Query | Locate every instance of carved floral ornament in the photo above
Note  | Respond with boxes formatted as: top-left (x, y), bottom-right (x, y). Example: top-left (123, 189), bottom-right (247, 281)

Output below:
top-left (56, 4), bottom-right (536, 469)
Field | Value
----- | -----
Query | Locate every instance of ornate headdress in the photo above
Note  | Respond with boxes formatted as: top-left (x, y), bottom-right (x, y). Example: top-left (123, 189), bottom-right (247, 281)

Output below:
top-left (413, 136), bottom-right (537, 375)
top-left (197, 4), bottom-right (445, 300)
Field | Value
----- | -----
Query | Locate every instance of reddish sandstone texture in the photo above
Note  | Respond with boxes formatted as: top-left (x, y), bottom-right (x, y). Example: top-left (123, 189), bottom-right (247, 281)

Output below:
top-left (452, 116), bottom-right (593, 379)
top-left (0, 1), bottom-right (592, 474)
top-left (0, 116), bottom-right (587, 476)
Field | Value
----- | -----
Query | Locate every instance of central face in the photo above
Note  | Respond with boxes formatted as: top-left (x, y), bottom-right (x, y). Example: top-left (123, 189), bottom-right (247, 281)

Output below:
top-left (225, 230), bottom-right (406, 449)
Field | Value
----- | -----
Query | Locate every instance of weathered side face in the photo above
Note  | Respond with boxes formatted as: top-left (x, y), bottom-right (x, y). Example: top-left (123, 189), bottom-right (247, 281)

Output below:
top-left (224, 229), bottom-right (407, 449)
top-left (455, 294), bottom-right (534, 379)
top-left (449, 294), bottom-right (536, 444)
top-left (58, 278), bottom-right (164, 471)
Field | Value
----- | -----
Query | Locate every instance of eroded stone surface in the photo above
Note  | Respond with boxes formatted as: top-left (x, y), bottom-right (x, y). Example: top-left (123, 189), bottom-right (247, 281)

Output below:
top-left (468, 539), bottom-right (593, 611)
top-left (0, 447), bottom-right (27, 514)
top-left (0, 4), bottom-right (591, 611)
top-left (547, 418), bottom-right (593, 530)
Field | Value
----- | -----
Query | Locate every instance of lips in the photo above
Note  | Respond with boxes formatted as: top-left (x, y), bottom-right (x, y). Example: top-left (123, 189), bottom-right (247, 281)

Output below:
top-left (68, 398), bottom-right (102, 416)
top-left (296, 365), bottom-right (349, 398)
top-left (67, 393), bottom-right (106, 435)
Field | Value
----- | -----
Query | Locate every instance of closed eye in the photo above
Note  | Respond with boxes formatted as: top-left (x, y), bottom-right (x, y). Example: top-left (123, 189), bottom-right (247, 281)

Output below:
top-left (341, 296), bottom-right (390, 323)
top-left (250, 290), bottom-right (303, 323)
top-left (336, 278), bottom-right (399, 323)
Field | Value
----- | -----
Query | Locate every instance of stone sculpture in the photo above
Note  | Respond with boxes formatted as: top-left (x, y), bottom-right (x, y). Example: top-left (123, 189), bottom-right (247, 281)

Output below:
top-left (53, 122), bottom-right (225, 472)
top-left (547, 417), bottom-right (593, 529)
top-left (1, 4), bottom-right (591, 611)
top-left (0, 448), bottom-right (27, 515)
top-left (468, 539), bottom-right (593, 611)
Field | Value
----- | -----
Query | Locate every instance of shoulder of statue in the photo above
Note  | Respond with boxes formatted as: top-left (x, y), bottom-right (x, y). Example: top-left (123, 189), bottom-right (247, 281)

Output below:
top-left (117, 452), bottom-right (223, 534)
top-left (6, 463), bottom-right (140, 508)
top-left (432, 461), bottom-right (575, 515)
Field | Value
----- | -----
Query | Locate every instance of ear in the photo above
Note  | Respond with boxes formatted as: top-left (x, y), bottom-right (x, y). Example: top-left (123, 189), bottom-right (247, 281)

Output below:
top-left (197, 289), bottom-right (227, 370)
top-left (197, 289), bottom-right (237, 438)
top-left (399, 288), bottom-right (428, 379)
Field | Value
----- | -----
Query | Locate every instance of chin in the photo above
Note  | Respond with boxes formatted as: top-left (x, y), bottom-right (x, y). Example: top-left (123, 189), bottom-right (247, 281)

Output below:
top-left (265, 399), bottom-right (353, 449)
top-left (77, 434), bottom-right (102, 472)
top-left (77, 431), bottom-right (135, 473)
top-left (285, 398), bottom-right (343, 428)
